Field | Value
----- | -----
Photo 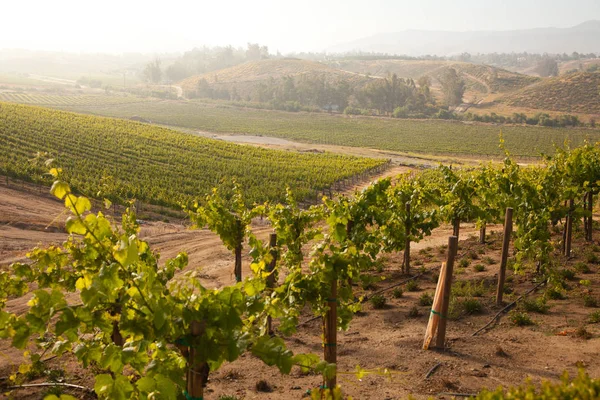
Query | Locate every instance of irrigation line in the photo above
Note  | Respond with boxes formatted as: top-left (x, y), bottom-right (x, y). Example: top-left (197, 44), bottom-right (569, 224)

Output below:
top-left (471, 279), bottom-right (547, 336)
top-left (425, 362), bottom-right (442, 379)
top-left (437, 392), bottom-right (477, 398)
top-left (6, 382), bottom-right (93, 393)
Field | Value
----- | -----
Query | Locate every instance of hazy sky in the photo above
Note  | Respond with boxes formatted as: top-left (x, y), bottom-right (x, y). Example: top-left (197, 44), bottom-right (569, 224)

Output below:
top-left (2, 0), bottom-right (600, 54)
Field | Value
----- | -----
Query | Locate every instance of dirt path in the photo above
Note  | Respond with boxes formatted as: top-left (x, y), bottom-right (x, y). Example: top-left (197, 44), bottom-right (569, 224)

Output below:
top-left (191, 131), bottom-right (497, 168)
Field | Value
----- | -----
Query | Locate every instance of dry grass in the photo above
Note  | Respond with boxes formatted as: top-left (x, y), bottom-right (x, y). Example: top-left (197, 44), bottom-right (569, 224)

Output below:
top-left (501, 71), bottom-right (600, 114)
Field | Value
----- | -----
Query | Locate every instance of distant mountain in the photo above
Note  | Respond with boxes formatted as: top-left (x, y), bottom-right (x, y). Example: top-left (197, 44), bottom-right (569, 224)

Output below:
top-left (327, 21), bottom-right (600, 56)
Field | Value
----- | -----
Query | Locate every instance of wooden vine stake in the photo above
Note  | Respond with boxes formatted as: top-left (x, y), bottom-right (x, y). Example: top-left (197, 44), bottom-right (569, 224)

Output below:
top-left (233, 218), bottom-right (243, 283)
top-left (187, 321), bottom-right (207, 400)
top-left (266, 232), bottom-right (277, 336)
top-left (586, 192), bottom-right (593, 242)
top-left (423, 262), bottom-right (447, 350)
top-left (496, 207), bottom-right (513, 306)
top-left (404, 202), bottom-right (411, 274)
top-left (322, 222), bottom-right (353, 392)
top-left (435, 236), bottom-right (457, 349)
top-left (479, 224), bottom-right (486, 244)
top-left (452, 218), bottom-right (460, 239)
top-left (565, 199), bottom-right (574, 257)
top-left (323, 277), bottom-right (337, 392)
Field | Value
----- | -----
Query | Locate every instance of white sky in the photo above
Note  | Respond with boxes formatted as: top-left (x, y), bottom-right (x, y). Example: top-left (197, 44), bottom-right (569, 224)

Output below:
top-left (2, 0), bottom-right (600, 54)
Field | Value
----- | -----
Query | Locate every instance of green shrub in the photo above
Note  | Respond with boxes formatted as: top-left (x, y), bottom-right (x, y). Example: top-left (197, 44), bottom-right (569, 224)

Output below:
top-left (419, 293), bottom-right (433, 306)
top-left (405, 280), bottom-right (420, 292)
top-left (370, 294), bottom-right (386, 309)
top-left (219, 396), bottom-right (240, 400)
top-left (585, 253), bottom-right (599, 264)
top-left (521, 297), bottom-right (550, 314)
top-left (473, 264), bottom-right (486, 272)
top-left (392, 287), bottom-right (404, 298)
top-left (575, 326), bottom-right (592, 340)
top-left (560, 269), bottom-right (577, 280)
top-left (583, 294), bottom-right (598, 308)
top-left (589, 311), bottom-right (600, 323)
top-left (483, 256), bottom-right (496, 265)
top-left (407, 305), bottom-right (420, 318)
top-left (472, 370), bottom-right (600, 399)
top-left (546, 287), bottom-right (566, 300)
top-left (454, 280), bottom-right (486, 297)
top-left (468, 250), bottom-right (480, 260)
top-left (574, 262), bottom-right (592, 273)
top-left (510, 310), bottom-right (534, 326)
top-left (458, 258), bottom-right (470, 268)
top-left (462, 298), bottom-right (483, 314)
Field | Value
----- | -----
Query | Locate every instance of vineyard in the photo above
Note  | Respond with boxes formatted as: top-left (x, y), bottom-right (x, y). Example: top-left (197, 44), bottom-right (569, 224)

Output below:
top-left (2, 140), bottom-right (600, 399)
top-left (0, 102), bottom-right (386, 209)
top-left (53, 100), bottom-right (600, 157)
top-left (0, 93), bottom-right (150, 107)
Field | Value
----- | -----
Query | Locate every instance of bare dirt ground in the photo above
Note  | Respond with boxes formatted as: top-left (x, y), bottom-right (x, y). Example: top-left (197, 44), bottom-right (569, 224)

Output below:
top-left (2, 179), bottom-right (600, 399)
top-left (190, 130), bottom-right (512, 168)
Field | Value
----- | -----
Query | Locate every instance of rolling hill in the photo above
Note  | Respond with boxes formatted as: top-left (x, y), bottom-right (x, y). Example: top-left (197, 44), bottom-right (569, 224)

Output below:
top-left (327, 21), bottom-right (600, 56)
top-left (329, 59), bottom-right (539, 94)
top-left (500, 71), bottom-right (600, 115)
top-left (180, 58), bottom-right (371, 99)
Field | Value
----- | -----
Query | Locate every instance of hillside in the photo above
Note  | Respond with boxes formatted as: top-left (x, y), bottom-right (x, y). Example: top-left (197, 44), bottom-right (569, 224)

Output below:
top-left (0, 102), bottom-right (384, 207)
top-left (500, 71), bottom-right (600, 115)
top-left (329, 59), bottom-right (539, 94)
top-left (328, 20), bottom-right (600, 55)
top-left (180, 58), bottom-right (371, 99)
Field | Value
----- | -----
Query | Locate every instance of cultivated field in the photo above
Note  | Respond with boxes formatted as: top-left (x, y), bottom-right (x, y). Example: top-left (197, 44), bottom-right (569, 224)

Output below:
top-left (0, 102), bottom-right (385, 207)
top-left (0, 92), bottom-right (150, 107)
top-left (52, 100), bottom-right (600, 158)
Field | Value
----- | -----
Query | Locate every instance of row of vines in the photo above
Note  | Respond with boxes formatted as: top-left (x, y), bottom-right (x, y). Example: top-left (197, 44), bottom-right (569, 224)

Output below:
top-left (0, 102), bottom-right (387, 208)
top-left (2, 140), bottom-right (600, 399)
top-left (0, 93), bottom-right (149, 107)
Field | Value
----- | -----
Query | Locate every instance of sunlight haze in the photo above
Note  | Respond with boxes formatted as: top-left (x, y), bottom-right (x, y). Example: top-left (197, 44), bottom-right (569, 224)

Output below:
top-left (2, 0), bottom-right (600, 53)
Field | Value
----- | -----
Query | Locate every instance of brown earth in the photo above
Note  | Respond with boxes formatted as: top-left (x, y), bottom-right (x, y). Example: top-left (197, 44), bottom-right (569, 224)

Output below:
top-left (1, 179), bottom-right (600, 399)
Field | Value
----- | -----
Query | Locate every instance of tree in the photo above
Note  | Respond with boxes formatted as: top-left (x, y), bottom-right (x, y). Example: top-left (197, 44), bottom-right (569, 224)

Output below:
top-left (144, 58), bottom-right (162, 84)
top-left (246, 43), bottom-right (269, 61)
top-left (196, 78), bottom-right (213, 98)
top-left (440, 68), bottom-right (465, 107)
top-left (165, 61), bottom-right (190, 82)
top-left (535, 57), bottom-right (559, 77)
top-left (417, 75), bottom-right (434, 104)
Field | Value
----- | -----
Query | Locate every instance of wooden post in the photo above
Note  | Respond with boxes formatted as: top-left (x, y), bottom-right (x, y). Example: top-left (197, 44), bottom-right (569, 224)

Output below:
top-left (187, 321), bottom-right (207, 400)
top-left (435, 236), bottom-right (457, 349)
top-left (496, 207), bottom-right (513, 306)
top-left (234, 244), bottom-right (242, 283)
top-left (266, 232), bottom-right (277, 336)
top-left (423, 262), bottom-right (447, 350)
top-left (587, 192), bottom-right (593, 242)
top-left (404, 202), bottom-right (411, 275)
top-left (562, 201), bottom-right (568, 255)
top-left (452, 217), bottom-right (460, 239)
top-left (565, 199), bottom-right (574, 257)
top-left (479, 224), bottom-right (486, 244)
top-left (323, 278), bottom-right (337, 392)
top-left (583, 193), bottom-right (589, 241)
